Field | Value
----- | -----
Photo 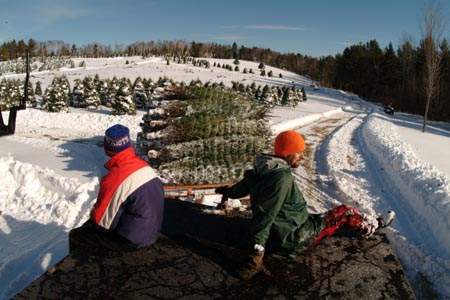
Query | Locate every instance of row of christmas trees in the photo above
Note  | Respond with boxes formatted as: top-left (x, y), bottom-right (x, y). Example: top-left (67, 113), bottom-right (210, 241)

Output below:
top-left (0, 74), bottom-right (307, 114)
top-left (0, 75), bottom-right (167, 115)
top-left (0, 56), bottom-right (78, 76)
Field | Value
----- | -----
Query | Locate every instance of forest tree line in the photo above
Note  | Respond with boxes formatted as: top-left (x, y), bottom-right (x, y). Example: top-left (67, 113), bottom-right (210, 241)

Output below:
top-left (1, 37), bottom-right (449, 121)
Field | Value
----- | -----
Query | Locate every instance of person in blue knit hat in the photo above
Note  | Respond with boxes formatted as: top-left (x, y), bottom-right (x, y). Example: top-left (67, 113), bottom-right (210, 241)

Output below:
top-left (69, 124), bottom-right (164, 252)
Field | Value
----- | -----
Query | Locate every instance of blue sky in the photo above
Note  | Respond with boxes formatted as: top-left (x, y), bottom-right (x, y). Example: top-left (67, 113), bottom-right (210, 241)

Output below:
top-left (0, 0), bottom-right (449, 57)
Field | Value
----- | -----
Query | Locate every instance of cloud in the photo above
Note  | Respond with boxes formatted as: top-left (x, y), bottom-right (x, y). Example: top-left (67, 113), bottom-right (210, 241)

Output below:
top-left (223, 25), bottom-right (305, 31)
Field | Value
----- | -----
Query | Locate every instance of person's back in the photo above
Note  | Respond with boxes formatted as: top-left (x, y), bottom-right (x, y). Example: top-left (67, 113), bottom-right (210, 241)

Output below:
top-left (69, 124), bottom-right (164, 252)
top-left (93, 146), bottom-right (164, 248)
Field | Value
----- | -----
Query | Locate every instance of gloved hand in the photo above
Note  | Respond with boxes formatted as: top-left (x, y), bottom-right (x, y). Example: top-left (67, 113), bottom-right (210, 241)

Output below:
top-left (238, 244), bottom-right (271, 280)
top-left (214, 186), bottom-right (229, 196)
top-left (215, 186), bottom-right (230, 208)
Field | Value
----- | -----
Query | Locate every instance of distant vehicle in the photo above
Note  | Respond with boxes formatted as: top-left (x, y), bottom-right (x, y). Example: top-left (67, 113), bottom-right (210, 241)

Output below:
top-left (384, 105), bottom-right (394, 116)
top-left (310, 83), bottom-right (319, 91)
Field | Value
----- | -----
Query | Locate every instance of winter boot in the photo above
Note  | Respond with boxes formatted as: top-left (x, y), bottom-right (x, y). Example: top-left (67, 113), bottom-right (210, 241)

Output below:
top-left (238, 245), bottom-right (271, 280)
top-left (377, 210), bottom-right (396, 229)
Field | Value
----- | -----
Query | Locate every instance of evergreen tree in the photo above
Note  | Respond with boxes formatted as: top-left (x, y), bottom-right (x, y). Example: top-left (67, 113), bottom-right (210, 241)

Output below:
top-left (112, 78), bottom-right (136, 115)
top-left (59, 75), bottom-right (71, 105)
top-left (232, 42), bottom-right (239, 60)
top-left (0, 78), bottom-right (9, 109)
top-left (281, 86), bottom-right (294, 106)
top-left (34, 81), bottom-right (43, 96)
top-left (133, 77), bottom-right (148, 109)
top-left (71, 79), bottom-right (84, 107)
top-left (11, 79), bottom-right (21, 107)
top-left (143, 77), bottom-right (155, 96)
top-left (106, 77), bottom-right (119, 107)
top-left (34, 81), bottom-right (43, 109)
top-left (83, 76), bottom-right (101, 110)
top-left (93, 74), bottom-right (102, 94)
top-left (260, 85), bottom-right (274, 107)
top-left (43, 76), bottom-right (69, 112)
top-left (291, 86), bottom-right (301, 106)
top-left (25, 80), bottom-right (34, 107)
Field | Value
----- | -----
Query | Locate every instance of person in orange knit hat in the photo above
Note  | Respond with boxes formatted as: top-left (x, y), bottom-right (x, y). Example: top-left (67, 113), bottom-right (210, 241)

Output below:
top-left (216, 130), bottom-right (395, 280)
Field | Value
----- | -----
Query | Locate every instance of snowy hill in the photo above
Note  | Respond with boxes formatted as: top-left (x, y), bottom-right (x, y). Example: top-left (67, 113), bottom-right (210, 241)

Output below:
top-left (1, 56), bottom-right (450, 300)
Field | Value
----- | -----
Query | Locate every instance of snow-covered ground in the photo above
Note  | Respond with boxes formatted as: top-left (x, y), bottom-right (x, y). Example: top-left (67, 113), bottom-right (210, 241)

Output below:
top-left (1, 57), bottom-right (450, 300)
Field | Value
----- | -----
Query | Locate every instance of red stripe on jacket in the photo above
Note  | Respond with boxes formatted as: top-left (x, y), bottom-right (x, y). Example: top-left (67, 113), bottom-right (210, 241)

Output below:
top-left (92, 147), bottom-right (154, 228)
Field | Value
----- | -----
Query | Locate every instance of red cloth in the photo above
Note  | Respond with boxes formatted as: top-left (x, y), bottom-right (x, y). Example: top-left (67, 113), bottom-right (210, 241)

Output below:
top-left (309, 205), bottom-right (364, 249)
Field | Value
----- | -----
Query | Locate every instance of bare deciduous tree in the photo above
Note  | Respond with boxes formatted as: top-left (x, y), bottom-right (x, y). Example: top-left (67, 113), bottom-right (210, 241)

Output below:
top-left (420, 0), bottom-right (447, 132)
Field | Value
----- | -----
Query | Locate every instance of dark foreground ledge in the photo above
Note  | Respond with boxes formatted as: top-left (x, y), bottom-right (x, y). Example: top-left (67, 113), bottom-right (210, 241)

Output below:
top-left (15, 199), bottom-right (415, 300)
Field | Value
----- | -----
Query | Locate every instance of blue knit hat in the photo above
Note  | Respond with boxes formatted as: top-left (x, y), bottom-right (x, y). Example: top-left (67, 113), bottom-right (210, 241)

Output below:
top-left (104, 124), bottom-right (131, 155)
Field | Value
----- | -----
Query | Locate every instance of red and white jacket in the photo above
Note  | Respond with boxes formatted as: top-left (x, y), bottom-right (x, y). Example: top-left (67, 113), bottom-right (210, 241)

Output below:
top-left (92, 147), bottom-right (164, 248)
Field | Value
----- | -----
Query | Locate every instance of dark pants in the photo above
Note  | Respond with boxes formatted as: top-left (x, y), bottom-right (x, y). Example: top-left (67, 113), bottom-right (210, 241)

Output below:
top-left (69, 220), bottom-right (135, 253)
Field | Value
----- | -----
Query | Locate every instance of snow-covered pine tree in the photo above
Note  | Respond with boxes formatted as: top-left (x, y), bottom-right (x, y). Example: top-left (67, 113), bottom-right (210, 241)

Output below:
top-left (10, 79), bottom-right (22, 108)
top-left (291, 85), bottom-right (302, 106)
top-left (255, 86), bottom-right (262, 100)
top-left (26, 80), bottom-right (34, 107)
top-left (59, 75), bottom-right (71, 106)
top-left (93, 74), bottom-right (102, 95)
top-left (105, 77), bottom-right (119, 107)
top-left (71, 79), bottom-right (85, 107)
top-left (112, 77), bottom-right (136, 115)
top-left (146, 77), bottom-right (155, 91)
top-left (34, 81), bottom-right (44, 109)
top-left (276, 86), bottom-right (283, 105)
top-left (43, 76), bottom-right (69, 112)
top-left (98, 79), bottom-right (110, 106)
top-left (271, 86), bottom-right (280, 106)
top-left (133, 77), bottom-right (147, 109)
top-left (0, 78), bottom-right (9, 109)
top-left (281, 86), bottom-right (293, 106)
top-left (35, 81), bottom-right (43, 96)
top-left (260, 85), bottom-right (274, 107)
top-left (83, 76), bottom-right (101, 110)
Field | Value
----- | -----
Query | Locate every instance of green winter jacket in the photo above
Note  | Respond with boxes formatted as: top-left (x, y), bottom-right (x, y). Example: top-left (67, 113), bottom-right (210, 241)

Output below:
top-left (228, 153), bottom-right (326, 257)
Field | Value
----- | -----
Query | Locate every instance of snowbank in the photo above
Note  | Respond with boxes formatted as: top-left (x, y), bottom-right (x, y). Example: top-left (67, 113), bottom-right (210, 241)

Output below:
top-left (362, 113), bottom-right (450, 258)
top-left (272, 107), bottom-right (345, 134)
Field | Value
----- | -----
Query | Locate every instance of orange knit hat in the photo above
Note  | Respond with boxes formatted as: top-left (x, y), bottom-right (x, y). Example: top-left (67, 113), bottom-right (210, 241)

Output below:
top-left (274, 130), bottom-right (306, 157)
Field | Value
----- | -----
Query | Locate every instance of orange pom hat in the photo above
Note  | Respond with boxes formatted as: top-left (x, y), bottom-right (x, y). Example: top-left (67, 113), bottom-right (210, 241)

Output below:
top-left (274, 130), bottom-right (306, 157)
